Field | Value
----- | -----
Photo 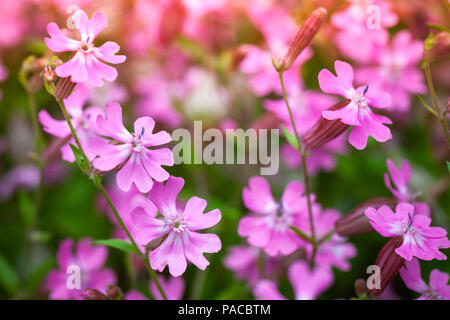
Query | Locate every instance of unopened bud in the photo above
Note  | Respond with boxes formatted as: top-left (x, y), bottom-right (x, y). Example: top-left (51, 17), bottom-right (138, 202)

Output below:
top-left (54, 77), bottom-right (76, 99)
top-left (354, 279), bottom-right (368, 297)
top-left (335, 197), bottom-right (398, 237)
top-left (424, 32), bottom-right (450, 63)
top-left (303, 100), bottom-right (350, 150)
top-left (370, 236), bottom-right (405, 296)
top-left (106, 284), bottom-right (123, 300)
top-left (82, 289), bottom-right (107, 300)
top-left (278, 8), bottom-right (327, 71)
top-left (41, 65), bottom-right (57, 82)
top-left (145, 236), bottom-right (165, 251)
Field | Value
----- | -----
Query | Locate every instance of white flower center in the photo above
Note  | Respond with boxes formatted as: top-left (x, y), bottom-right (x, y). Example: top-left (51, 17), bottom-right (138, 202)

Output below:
top-left (167, 216), bottom-right (187, 233)
top-left (80, 41), bottom-right (94, 54)
top-left (265, 203), bottom-right (293, 232)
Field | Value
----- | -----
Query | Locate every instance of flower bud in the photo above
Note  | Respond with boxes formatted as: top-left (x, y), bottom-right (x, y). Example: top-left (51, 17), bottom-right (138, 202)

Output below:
top-left (303, 100), bottom-right (350, 150)
top-left (424, 32), bottom-right (450, 63)
top-left (106, 284), bottom-right (123, 300)
top-left (54, 77), bottom-right (76, 99)
top-left (335, 197), bottom-right (398, 237)
top-left (81, 289), bottom-right (107, 300)
top-left (41, 65), bottom-right (57, 83)
top-left (370, 236), bottom-right (405, 296)
top-left (278, 7), bottom-right (327, 71)
top-left (354, 278), bottom-right (368, 297)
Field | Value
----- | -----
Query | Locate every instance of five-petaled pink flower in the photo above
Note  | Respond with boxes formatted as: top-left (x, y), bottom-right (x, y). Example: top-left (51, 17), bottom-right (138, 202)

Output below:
top-left (399, 258), bottom-right (450, 300)
top-left (45, 9), bottom-right (126, 87)
top-left (92, 102), bottom-right (174, 193)
top-left (365, 202), bottom-right (450, 261)
top-left (238, 177), bottom-right (309, 257)
top-left (46, 238), bottom-right (116, 300)
top-left (130, 176), bottom-right (222, 277)
top-left (318, 60), bottom-right (393, 150)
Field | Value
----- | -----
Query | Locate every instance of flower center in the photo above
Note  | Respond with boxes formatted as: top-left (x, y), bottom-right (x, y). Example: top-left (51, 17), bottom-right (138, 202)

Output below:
top-left (402, 212), bottom-right (416, 234)
top-left (80, 42), bottom-right (94, 53)
top-left (132, 127), bottom-right (145, 152)
top-left (168, 216), bottom-right (187, 233)
top-left (350, 85), bottom-right (369, 108)
top-left (265, 203), bottom-right (293, 232)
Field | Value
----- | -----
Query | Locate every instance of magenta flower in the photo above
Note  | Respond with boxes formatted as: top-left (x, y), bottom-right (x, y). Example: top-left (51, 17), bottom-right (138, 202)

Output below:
top-left (318, 60), bottom-right (393, 150)
top-left (356, 31), bottom-right (426, 112)
top-left (46, 238), bottom-right (116, 300)
top-left (92, 102), bottom-right (173, 193)
top-left (125, 276), bottom-right (185, 300)
top-left (253, 261), bottom-right (334, 300)
top-left (238, 177), bottom-right (309, 257)
top-left (383, 158), bottom-right (430, 216)
top-left (365, 202), bottom-right (450, 261)
top-left (130, 176), bottom-right (221, 277)
top-left (400, 258), bottom-right (450, 300)
top-left (223, 245), bottom-right (279, 285)
top-left (39, 84), bottom-right (104, 163)
top-left (45, 9), bottom-right (126, 87)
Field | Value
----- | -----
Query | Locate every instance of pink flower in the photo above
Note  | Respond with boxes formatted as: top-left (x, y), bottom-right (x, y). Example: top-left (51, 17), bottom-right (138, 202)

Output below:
top-left (92, 102), bottom-right (173, 193)
top-left (319, 60), bottom-right (393, 150)
top-left (365, 202), bottom-right (450, 261)
top-left (400, 258), bottom-right (450, 300)
top-left (238, 177), bottom-right (309, 257)
top-left (223, 245), bottom-right (279, 285)
top-left (46, 238), bottom-right (116, 300)
top-left (304, 208), bottom-right (357, 271)
top-left (356, 31), bottom-right (426, 112)
top-left (39, 84), bottom-right (104, 162)
top-left (125, 276), bottom-right (185, 300)
top-left (130, 176), bottom-right (222, 277)
top-left (384, 158), bottom-right (430, 216)
top-left (253, 261), bottom-right (334, 300)
top-left (45, 9), bottom-right (126, 87)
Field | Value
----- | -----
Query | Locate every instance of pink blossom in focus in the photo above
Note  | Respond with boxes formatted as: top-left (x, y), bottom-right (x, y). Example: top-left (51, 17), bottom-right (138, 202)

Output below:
top-left (365, 202), bottom-right (450, 261)
top-left (45, 9), bottom-right (126, 87)
top-left (319, 60), bottom-right (393, 150)
top-left (46, 238), bottom-right (116, 300)
top-left (92, 102), bottom-right (173, 193)
top-left (238, 177), bottom-right (309, 257)
top-left (130, 176), bottom-right (222, 277)
top-left (356, 31), bottom-right (426, 112)
top-left (400, 258), bottom-right (450, 300)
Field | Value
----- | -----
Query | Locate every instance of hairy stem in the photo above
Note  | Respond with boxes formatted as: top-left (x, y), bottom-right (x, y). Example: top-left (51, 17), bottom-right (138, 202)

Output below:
top-left (277, 71), bottom-right (317, 267)
top-left (55, 96), bottom-right (168, 300)
top-left (423, 63), bottom-right (450, 148)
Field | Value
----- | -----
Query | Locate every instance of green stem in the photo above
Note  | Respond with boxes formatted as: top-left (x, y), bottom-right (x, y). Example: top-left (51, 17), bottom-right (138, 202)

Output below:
top-left (277, 70), bottom-right (317, 267)
top-left (26, 91), bottom-right (45, 153)
top-left (55, 96), bottom-right (168, 300)
top-left (423, 63), bottom-right (450, 148)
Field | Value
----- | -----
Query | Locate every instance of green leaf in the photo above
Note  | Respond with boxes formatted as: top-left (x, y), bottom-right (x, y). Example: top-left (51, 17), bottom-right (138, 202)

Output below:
top-left (447, 161), bottom-right (450, 173)
top-left (0, 254), bottom-right (19, 295)
top-left (69, 144), bottom-right (89, 173)
top-left (91, 239), bottom-right (139, 255)
top-left (18, 191), bottom-right (35, 229)
top-left (417, 96), bottom-right (438, 117)
top-left (290, 226), bottom-right (313, 243)
top-left (281, 125), bottom-right (299, 150)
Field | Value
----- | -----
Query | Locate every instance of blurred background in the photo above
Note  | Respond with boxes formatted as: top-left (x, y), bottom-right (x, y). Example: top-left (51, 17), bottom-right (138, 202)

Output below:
top-left (0, 0), bottom-right (448, 300)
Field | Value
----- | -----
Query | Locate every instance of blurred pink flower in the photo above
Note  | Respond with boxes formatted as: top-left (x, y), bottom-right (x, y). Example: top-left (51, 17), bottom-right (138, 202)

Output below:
top-left (0, 166), bottom-right (39, 201)
top-left (125, 275), bottom-right (185, 300)
top-left (319, 60), bottom-right (392, 149)
top-left (39, 84), bottom-right (104, 162)
top-left (384, 158), bottom-right (430, 216)
top-left (253, 261), bottom-right (334, 300)
top-left (238, 177), bottom-right (309, 257)
top-left (130, 176), bottom-right (222, 277)
top-left (0, 2), bottom-right (25, 48)
top-left (46, 238), bottom-right (116, 300)
top-left (356, 31), bottom-right (426, 112)
top-left (92, 102), bottom-right (173, 193)
top-left (400, 258), bottom-right (450, 300)
top-left (223, 245), bottom-right (278, 285)
top-left (304, 208), bottom-right (357, 271)
top-left (45, 9), bottom-right (126, 86)
top-left (332, 0), bottom-right (398, 63)
top-left (365, 202), bottom-right (450, 261)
